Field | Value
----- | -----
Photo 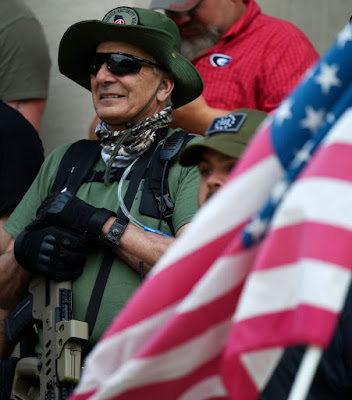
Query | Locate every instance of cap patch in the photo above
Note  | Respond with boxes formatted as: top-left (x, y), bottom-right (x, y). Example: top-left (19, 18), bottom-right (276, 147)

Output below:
top-left (102, 7), bottom-right (139, 25)
top-left (206, 113), bottom-right (247, 135)
top-left (210, 53), bottom-right (232, 67)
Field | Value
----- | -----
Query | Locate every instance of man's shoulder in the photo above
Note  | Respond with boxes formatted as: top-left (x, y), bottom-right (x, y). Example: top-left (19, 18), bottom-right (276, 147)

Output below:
top-left (47, 142), bottom-right (76, 160)
top-left (0, 0), bottom-right (37, 28)
top-left (187, 134), bottom-right (204, 145)
top-left (254, 12), bottom-right (311, 39)
top-left (0, 101), bottom-right (39, 140)
top-left (44, 140), bottom-right (100, 174)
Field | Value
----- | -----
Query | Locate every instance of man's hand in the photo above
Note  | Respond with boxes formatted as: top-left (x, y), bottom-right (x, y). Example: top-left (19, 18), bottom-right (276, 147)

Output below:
top-left (29, 191), bottom-right (116, 240)
top-left (14, 226), bottom-right (90, 281)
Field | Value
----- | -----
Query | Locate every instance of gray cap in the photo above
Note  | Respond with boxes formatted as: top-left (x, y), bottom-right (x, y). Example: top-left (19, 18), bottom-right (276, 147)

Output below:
top-left (150, 0), bottom-right (201, 12)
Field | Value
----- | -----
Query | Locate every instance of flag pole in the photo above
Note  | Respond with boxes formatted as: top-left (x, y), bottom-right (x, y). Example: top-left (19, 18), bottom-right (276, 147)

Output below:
top-left (287, 346), bottom-right (322, 400)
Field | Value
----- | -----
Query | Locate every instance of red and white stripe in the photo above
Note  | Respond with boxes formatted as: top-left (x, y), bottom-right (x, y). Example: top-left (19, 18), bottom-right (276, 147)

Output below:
top-left (222, 108), bottom-right (352, 398)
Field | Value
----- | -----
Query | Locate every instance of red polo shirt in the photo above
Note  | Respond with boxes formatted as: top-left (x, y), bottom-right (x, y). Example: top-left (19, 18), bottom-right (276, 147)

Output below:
top-left (193, 0), bottom-right (319, 112)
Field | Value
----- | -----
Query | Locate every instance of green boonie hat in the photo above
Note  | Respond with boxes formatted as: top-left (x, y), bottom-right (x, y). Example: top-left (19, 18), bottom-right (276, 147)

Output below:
top-left (58, 6), bottom-right (203, 109)
top-left (150, 0), bottom-right (201, 12)
top-left (178, 109), bottom-right (268, 166)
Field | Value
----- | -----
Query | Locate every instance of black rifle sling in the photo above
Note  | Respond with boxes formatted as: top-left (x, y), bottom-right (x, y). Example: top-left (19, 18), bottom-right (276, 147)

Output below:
top-left (84, 144), bottom-right (156, 339)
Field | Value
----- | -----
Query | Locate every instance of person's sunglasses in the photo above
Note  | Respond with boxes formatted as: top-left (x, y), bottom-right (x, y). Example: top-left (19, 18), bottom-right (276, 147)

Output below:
top-left (89, 53), bottom-right (165, 76)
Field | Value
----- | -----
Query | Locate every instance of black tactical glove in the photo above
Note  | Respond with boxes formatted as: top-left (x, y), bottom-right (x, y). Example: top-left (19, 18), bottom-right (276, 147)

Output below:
top-left (14, 226), bottom-right (90, 281)
top-left (28, 191), bottom-right (116, 240)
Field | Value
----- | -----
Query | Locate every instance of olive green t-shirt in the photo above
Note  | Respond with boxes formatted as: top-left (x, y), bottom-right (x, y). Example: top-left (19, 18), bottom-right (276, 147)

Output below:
top-left (0, 0), bottom-right (51, 101)
top-left (5, 133), bottom-right (201, 346)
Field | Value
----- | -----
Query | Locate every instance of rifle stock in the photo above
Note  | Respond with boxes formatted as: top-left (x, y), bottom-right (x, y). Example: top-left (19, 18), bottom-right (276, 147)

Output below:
top-left (8, 276), bottom-right (88, 400)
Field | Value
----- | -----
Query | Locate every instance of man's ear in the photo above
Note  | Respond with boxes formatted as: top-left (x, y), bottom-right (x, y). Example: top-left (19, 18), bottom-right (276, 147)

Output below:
top-left (157, 74), bottom-right (175, 103)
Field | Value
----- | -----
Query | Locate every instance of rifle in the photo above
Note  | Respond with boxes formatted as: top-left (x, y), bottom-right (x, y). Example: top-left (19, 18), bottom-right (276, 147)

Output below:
top-left (5, 275), bottom-right (88, 400)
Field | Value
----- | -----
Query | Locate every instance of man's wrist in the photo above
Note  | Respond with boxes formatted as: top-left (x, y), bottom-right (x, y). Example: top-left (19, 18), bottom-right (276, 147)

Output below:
top-left (102, 217), bottom-right (128, 248)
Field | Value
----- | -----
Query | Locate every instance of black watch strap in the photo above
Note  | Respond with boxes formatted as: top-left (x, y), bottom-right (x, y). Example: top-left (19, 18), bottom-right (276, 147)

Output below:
top-left (103, 218), bottom-right (128, 248)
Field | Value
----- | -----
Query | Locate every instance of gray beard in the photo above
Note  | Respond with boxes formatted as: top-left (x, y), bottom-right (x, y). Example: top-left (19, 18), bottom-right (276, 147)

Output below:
top-left (180, 27), bottom-right (222, 61)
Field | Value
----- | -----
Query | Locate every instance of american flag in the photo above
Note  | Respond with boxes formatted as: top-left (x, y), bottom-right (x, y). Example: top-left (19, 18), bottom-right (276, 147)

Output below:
top-left (71, 24), bottom-right (352, 400)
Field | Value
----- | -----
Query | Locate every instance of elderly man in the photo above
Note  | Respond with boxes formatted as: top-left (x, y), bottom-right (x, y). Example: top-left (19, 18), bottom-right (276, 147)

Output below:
top-left (150, 0), bottom-right (319, 133)
top-left (178, 108), bottom-right (268, 206)
top-left (0, 6), bottom-right (203, 398)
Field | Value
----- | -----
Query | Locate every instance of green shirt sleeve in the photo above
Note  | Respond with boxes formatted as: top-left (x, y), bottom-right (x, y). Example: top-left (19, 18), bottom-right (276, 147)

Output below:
top-left (169, 136), bottom-right (202, 233)
top-left (0, 18), bottom-right (51, 101)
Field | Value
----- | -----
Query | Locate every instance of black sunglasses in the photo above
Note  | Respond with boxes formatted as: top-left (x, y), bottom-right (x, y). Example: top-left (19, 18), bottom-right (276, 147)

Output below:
top-left (89, 53), bottom-right (165, 76)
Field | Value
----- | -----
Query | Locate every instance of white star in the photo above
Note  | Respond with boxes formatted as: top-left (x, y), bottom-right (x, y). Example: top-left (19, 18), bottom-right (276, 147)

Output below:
top-left (275, 99), bottom-right (294, 126)
top-left (246, 217), bottom-right (269, 240)
top-left (300, 106), bottom-right (325, 134)
top-left (314, 63), bottom-right (341, 94)
top-left (337, 24), bottom-right (352, 48)
top-left (271, 180), bottom-right (289, 204)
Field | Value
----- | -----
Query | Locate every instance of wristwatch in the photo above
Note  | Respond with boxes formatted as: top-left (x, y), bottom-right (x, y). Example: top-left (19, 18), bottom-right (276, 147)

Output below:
top-left (103, 218), bottom-right (128, 248)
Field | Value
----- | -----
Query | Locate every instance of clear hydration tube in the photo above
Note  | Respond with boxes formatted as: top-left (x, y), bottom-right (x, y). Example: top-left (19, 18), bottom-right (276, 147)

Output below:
top-left (117, 157), bottom-right (172, 237)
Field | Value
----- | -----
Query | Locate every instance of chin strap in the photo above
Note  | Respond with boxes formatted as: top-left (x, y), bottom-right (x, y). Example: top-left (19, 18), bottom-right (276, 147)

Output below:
top-left (104, 72), bottom-right (167, 186)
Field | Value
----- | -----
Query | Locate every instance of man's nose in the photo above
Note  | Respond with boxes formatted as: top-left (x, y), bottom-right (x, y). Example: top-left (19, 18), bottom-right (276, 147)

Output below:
top-left (207, 171), bottom-right (227, 190)
top-left (95, 63), bottom-right (117, 83)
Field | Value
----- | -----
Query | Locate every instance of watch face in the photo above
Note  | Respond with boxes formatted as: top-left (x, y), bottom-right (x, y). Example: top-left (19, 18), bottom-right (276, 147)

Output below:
top-left (104, 219), bottom-right (127, 247)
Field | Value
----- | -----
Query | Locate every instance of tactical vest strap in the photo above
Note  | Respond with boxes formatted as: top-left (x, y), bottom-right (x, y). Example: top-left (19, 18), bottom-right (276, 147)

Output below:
top-left (139, 130), bottom-right (196, 234)
top-left (50, 139), bottom-right (101, 194)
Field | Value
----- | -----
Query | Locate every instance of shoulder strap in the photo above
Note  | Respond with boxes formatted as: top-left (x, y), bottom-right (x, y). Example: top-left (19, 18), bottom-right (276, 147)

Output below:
top-left (50, 140), bottom-right (101, 194)
top-left (139, 130), bottom-right (196, 235)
